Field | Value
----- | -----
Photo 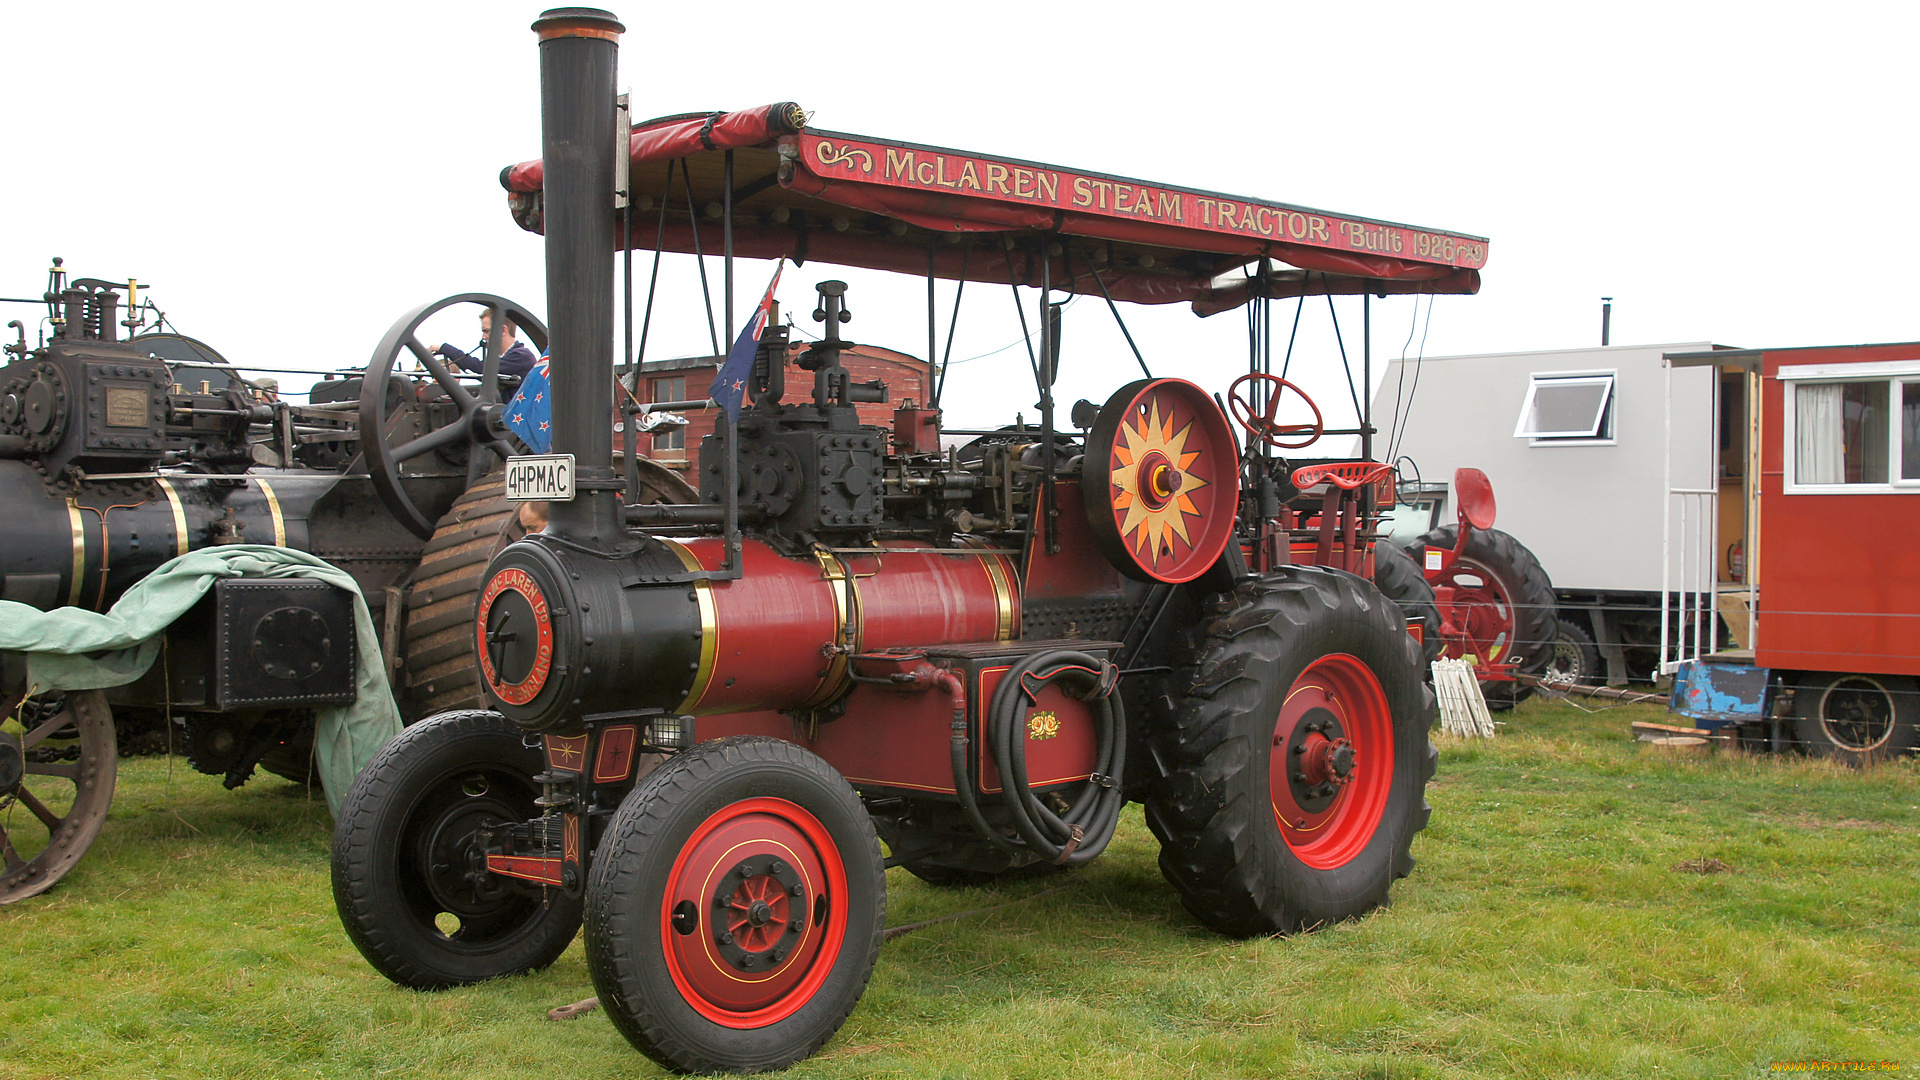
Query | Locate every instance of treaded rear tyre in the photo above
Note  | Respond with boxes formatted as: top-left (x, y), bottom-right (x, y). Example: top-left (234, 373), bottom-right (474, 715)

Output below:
top-left (1370, 540), bottom-right (1443, 668)
top-left (1144, 566), bottom-right (1437, 936)
top-left (1411, 525), bottom-right (1557, 710)
top-left (399, 478), bottom-right (524, 720)
top-left (586, 736), bottom-right (885, 1074)
top-left (331, 709), bottom-right (582, 989)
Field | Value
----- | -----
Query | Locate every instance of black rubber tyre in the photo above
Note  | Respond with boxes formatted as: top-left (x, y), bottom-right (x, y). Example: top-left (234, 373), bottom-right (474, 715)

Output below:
top-left (1544, 618), bottom-right (1602, 687)
top-left (331, 709), bottom-right (582, 989)
top-left (1411, 525), bottom-right (1557, 710)
top-left (585, 736), bottom-right (885, 1074)
top-left (1791, 672), bottom-right (1920, 767)
top-left (1370, 540), bottom-right (1444, 668)
top-left (1144, 566), bottom-right (1437, 937)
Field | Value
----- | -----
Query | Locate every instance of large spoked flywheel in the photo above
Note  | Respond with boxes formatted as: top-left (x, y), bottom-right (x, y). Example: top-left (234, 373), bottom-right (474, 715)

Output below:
top-left (1082, 378), bottom-right (1241, 584)
top-left (359, 294), bottom-right (548, 539)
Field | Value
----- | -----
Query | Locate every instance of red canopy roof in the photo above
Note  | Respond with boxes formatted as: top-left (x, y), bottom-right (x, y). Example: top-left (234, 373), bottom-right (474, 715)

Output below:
top-left (501, 103), bottom-right (1486, 316)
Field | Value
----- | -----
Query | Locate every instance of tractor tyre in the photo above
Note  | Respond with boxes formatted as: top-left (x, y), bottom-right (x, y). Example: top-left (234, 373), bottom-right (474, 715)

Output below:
top-left (585, 737), bottom-right (885, 1074)
top-left (399, 458), bottom-right (698, 719)
top-left (1791, 672), bottom-right (1920, 767)
top-left (398, 478), bottom-right (524, 719)
top-left (1369, 540), bottom-right (1444, 668)
top-left (1144, 566), bottom-right (1437, 937)
top-left (1410, 525), bottom-right (1557, 710)
top-left (1545, 618), bottom-right (1602, 687)
top-left (331, 710), bottom-right (582, 989)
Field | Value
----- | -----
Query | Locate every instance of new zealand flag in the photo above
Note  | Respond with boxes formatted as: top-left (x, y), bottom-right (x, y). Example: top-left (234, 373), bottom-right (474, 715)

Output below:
top-left (709, 261), bottom-right (784, 422)
top-left (504, 355), bottom-right (553, 453)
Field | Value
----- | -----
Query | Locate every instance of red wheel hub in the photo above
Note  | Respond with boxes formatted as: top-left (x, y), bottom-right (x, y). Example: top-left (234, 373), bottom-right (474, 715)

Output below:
top-left (659, 798), bottom-right (848, 1027)
top-left (1434, 559), bottom-right (1516, 669)
top-left (1269, 654), bottom-right (1394, 870)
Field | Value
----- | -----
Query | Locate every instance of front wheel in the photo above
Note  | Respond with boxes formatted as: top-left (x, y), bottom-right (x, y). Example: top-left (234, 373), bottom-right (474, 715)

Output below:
top-left (331, 710), bottom-right (582, 988)
top-left (1146, 566), bottom-right (1437, 936)
top-left (586, 736), bottom-right (885, 1074)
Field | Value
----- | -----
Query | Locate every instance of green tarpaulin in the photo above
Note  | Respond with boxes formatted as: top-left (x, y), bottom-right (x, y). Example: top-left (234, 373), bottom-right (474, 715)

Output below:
top-left (0, 545), bottom-right (402, 816)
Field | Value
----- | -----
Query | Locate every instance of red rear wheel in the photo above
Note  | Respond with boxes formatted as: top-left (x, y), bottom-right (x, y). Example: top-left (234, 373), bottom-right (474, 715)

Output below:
top-left (1270, 655), bottom-right (1393, 871)
top-left (1145, 567), bottom-right (1437, 936)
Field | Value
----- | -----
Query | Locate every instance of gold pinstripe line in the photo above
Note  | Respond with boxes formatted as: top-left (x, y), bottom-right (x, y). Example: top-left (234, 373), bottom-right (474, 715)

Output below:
top-left (657, 538), bottom-right (717, 713)
top-left (65, 500), bottom-right (85, 607)
top-left (156, 477), bottom-right (190, 555)
top-left (254, 478), bottom-right (287, 547)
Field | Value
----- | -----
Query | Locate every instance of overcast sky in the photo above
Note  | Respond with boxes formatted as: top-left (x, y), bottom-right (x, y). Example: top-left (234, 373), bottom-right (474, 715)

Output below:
top-left (4, 2), bottom-right (1913, 432)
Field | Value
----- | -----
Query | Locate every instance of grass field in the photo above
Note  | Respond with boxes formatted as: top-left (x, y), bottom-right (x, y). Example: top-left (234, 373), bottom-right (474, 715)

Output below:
top-left (3, 696), bottom-right (1916, 1079)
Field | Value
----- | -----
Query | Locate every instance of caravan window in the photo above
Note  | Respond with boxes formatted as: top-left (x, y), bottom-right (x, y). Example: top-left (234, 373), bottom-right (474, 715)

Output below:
top-left (1781, 363), bottom-right (1920, 492)
top-left (1514, 372), bottom-right (1615, 443)
top-left (1905, 383), bottom-right (1920, 481)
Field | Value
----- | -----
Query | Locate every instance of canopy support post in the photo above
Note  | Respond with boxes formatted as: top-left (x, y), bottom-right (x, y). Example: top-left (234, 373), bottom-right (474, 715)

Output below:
top-left (683, 158), bottom-right (719, 355)
top-left (721, 148), bottom-right (740, 577)
top-left (926, 247), bottom-right (937, 407)
top-left (933, 242), bottom-right (970, 407)
top-left (1362, 290), bottom-right (1372, 466)
top-left (1072, 243), bottom-right (1151, 381)
top-left (1039, 249), bottom-right (1059, 555)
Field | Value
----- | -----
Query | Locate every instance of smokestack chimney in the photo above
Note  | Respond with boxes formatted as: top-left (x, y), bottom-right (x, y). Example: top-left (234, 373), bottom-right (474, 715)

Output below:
top-left (532, 7), bottom-right (625, 545)
top-left (1600, 296), bottom-right (1613, 347)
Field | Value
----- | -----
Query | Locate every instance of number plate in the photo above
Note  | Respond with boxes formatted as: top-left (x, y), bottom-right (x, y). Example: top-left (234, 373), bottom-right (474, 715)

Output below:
top-left (505, 454), bottom-right (575, 502)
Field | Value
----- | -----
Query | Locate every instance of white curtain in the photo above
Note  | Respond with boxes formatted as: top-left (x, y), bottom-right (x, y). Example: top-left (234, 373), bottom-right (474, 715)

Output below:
top-left (1796, 383), bottom-right (1843, 484)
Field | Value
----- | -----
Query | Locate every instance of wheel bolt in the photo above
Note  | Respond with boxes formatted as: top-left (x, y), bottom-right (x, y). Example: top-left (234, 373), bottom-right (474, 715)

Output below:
top-left (1290, 745), bottom-right (1306, 756)
top-left (737, 865), bottom-right (752, 879)
top-left (768, 860), bottom-right (786, 875)
top-left (788, 883), bottom-right (804, 897)
top-left (790, 918), bottom-right (805, 932)
top-left (716, 931), bottom-right (733, 946)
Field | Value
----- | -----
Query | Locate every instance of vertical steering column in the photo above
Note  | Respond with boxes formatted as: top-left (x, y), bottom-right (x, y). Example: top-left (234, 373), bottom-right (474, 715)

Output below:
top-left (532, 7), bottom-right (625, 546)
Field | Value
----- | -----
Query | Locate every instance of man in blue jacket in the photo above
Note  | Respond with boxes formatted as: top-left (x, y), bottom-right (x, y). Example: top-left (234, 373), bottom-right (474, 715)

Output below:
top-left (432, 311), bottom-right (538, 378)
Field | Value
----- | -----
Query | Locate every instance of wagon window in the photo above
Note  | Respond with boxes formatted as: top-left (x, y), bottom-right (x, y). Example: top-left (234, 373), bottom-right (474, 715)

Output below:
top-left (1794, 380), bottom-right (1888, 485)
top-left (1514, 373), bottom-right (1614, 441)
top-left (1904, 382), bottom-right (1920, 481)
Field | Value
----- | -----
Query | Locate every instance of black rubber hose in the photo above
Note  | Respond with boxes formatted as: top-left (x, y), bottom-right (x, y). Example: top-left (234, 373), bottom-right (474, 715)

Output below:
top-left (983, 650), bottom-right (1126, 867)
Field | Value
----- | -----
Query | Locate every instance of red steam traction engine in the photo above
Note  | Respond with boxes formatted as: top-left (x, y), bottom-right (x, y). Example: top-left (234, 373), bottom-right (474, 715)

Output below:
top-left (332, 8), bottom-right (1489, 1072)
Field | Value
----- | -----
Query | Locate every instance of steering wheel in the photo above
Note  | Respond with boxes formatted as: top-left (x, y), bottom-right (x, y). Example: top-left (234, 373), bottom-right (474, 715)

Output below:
top-left (358, 293), bottom-right (548, 539)
top-left (1227, 372), bottom-right (1324, 450)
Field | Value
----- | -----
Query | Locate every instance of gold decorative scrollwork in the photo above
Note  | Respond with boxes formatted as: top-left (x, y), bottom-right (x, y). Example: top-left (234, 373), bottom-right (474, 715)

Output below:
top-left (814, 139), bottom-right (874, 174)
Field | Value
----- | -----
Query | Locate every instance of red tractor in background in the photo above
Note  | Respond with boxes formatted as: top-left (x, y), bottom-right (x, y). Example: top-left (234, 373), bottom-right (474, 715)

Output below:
top-left (332, 9), bottom-right (1493, 1072)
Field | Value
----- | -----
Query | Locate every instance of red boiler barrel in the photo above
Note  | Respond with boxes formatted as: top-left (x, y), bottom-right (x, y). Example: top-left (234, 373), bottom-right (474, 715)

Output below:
top-left (660, 537), bottom-right (1019, 715)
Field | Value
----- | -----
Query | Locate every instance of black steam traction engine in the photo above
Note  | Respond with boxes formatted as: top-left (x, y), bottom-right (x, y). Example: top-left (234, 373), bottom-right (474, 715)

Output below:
top-left (0, 257), bottom-right (702, 902)
top-left (331, 9), bottom-right (1492, 1073)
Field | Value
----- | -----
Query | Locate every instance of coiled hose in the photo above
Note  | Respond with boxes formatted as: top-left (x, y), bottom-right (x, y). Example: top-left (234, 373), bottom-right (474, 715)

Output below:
top-left (949, 649), bottom-right (1125, 867)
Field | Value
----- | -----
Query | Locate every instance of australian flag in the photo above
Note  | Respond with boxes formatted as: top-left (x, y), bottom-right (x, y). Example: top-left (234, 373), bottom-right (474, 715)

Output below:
top-left (709, 261), bottom-right (784, 422)
top-left (504, 355), bottom-right (553, 453)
